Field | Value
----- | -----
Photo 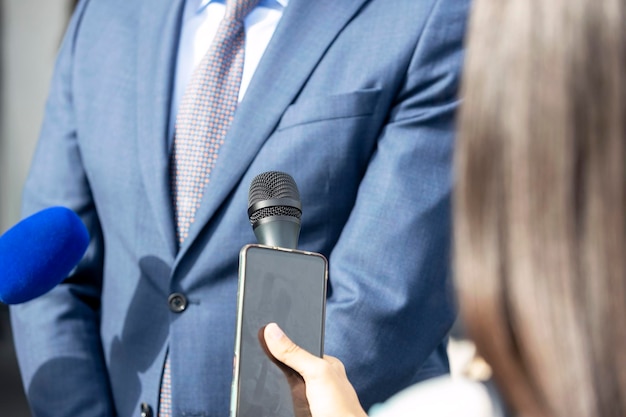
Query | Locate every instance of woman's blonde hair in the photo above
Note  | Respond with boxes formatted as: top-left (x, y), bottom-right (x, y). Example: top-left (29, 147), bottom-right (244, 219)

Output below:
top-left (455, 1), bottom-right (626, 416)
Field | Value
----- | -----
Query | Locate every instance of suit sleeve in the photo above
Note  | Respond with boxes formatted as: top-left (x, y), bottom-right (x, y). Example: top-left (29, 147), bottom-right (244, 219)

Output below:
top-left (323, 0), bottom-right (469, 410)
top-left (9, 1), bottom-right (116, 415)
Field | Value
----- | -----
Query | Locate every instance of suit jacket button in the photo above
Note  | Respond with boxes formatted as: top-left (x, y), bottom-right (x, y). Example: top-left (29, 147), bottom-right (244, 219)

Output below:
top-left (168, 293), bottom-right (188, 313)
top-left (140, 402), bottom-right (152, 417)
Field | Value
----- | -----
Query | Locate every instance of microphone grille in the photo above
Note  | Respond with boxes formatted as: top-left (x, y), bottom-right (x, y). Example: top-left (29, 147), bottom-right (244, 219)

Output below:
top-left (248, 171), bottom-right (302, 223)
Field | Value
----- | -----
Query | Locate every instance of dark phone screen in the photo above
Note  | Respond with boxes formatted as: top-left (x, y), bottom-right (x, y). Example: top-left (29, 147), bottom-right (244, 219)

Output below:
top-left (231, 245), bottom-right (327, 417)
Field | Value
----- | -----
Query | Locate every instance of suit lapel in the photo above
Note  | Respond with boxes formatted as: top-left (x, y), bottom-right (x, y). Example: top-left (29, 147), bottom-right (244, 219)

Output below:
top-left (178, 0), bottom-right (370, 257)
top-left (137, 0), bottom-right (185, 260)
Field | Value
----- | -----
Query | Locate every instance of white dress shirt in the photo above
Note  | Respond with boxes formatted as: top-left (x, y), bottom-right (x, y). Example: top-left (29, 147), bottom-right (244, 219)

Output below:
top-left (168, 0), bottom-right (288, 143)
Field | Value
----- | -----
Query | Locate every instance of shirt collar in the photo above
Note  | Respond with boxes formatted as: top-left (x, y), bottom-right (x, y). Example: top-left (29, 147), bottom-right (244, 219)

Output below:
top-left (195, 0), bottom-right (288, 13)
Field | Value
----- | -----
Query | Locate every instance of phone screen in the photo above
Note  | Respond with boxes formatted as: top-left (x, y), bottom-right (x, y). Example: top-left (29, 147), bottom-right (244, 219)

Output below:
top-left (231, 244), bottom-right (328, 417)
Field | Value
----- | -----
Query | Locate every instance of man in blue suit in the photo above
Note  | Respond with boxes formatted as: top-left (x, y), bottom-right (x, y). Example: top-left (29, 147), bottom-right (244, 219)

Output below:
top-left (10, 0), bottom-right (469, 415)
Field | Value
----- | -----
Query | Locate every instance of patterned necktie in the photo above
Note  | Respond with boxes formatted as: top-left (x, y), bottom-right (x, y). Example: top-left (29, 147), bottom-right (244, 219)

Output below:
top-left (159, 1), bottom-right (259, 416)
top-left (171, 0), bottom-right (260, 246)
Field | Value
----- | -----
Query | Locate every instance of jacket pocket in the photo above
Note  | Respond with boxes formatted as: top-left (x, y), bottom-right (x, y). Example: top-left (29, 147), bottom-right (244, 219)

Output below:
top-left (276, 88), bottom-right (382, 131)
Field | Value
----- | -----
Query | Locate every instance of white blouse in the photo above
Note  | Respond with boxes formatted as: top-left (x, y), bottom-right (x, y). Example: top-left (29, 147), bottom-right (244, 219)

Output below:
top-left (369, 376), bottom-right (496, 417)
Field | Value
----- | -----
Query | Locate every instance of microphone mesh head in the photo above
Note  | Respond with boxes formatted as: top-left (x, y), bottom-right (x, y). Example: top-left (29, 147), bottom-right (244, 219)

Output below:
top-left (248, 171), bottom-right (302, 224)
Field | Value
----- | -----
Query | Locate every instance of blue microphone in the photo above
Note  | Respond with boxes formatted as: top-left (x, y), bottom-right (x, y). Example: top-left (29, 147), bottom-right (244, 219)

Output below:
top-left (0, 206), bottom-right (90, 304)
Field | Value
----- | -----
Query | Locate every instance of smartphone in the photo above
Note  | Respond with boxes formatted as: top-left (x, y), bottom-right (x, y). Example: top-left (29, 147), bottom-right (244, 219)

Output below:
top-left (230, 244), bottom-right (328, 417)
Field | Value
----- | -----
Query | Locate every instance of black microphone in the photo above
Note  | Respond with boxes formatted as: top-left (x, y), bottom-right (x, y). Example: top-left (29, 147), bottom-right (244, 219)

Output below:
top-left (247, 171), bottom-right (302, 249)
top-left (0, 206), bottom-right (90, 304)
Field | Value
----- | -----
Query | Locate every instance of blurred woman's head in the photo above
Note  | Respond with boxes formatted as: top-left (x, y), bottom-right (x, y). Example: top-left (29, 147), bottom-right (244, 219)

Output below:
top-left (454, 1), bottom-right (626, 416)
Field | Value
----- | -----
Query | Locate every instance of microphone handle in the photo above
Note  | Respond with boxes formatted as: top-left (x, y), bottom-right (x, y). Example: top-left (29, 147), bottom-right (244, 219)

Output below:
top-left (253, 215), bottom-right (300, 249)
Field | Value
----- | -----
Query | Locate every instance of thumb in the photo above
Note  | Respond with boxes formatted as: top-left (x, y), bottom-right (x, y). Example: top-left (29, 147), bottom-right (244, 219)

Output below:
top-left (263, 322), bottom-right (322, 377)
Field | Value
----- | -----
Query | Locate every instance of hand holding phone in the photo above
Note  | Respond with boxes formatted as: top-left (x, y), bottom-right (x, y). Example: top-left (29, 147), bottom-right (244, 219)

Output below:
top-left (230, 244), bottom-right (328, 417)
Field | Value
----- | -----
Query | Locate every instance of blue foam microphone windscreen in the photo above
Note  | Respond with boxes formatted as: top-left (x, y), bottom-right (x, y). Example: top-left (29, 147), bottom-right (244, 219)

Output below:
top-left (0, 206), bottom-right (90, 304)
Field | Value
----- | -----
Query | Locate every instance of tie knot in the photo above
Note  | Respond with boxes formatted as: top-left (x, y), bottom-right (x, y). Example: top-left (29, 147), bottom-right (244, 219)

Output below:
top-left (225, 0), bottom-right (260, 21)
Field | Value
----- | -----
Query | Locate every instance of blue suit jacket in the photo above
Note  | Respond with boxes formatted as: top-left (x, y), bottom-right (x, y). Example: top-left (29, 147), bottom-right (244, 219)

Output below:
top-left (10, 0), bottom-right (469, 415)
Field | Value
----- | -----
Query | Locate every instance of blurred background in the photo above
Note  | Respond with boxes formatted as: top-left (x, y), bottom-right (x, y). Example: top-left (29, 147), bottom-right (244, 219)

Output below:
top-left (1, 1), bottom-right (75, 415)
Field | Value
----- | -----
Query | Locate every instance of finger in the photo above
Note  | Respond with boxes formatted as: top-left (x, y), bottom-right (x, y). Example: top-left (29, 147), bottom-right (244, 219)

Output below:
top-left (263, 322), bottom-right (322, 376)
top-left (323, 355), bottom-right (347, 375)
